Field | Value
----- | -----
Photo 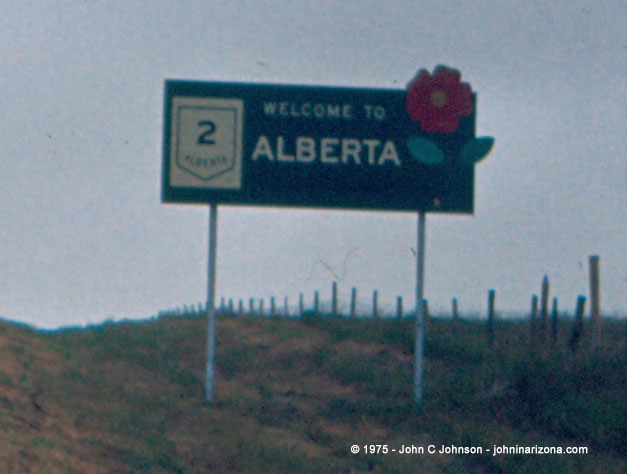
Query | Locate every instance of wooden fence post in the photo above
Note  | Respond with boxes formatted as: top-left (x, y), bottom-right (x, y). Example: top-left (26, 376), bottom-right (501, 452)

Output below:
top-left (569, 295), bottom-right (586, 352)
top-left (332, 281), bottom-right (338, 317)
top-left (550, 297), bottom-right (558, 347)
top-left (350, 287), bottom-right (357, 319)
top-left (249, 298), bottom-right (254, 316)
top-left (487, 289), bottom-right (495, 346)
top-left (589, 255), bottom-right (600, 349)
top-left (299, 293), bottom-right (304, 317)
top-left (373, 290), bottom-right (379, 319)
top-left (452, 297), bottom-right (459, 323)
top-left (259, 298), bottom-right (264, 316)
top-left (530, 294), bottom-right (538, 344)
top-left (314, 291), bottom-right (319, 316)
top-left (228, 298), bottom-right (234, 315)
top-left (238, 299), bottom-right (244, 317)
top-left (397, 296), bottom-right (403, 320)
top-left (270, 296), bottom-right (276, 316)
top-left (540, 275), bottom-right (549, 344)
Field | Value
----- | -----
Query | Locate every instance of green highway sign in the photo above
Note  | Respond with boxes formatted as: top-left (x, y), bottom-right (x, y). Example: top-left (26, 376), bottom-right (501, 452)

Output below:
top-left (161, 66), bottom-right (495, 403)
top-left (162, 74), bottom-right (492, 213)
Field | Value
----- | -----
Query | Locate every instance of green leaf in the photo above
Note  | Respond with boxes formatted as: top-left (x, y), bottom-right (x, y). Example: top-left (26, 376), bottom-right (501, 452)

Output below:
top-left (406, 137), bottom-right (444, 165)
top-left (459, 137), bottom-right (494, 167)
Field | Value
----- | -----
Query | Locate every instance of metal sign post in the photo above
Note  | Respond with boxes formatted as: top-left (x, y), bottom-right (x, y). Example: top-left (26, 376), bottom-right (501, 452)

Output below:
top-left (414, 210), bottom-right (426, 403)
top-left (205, 203), bottom-right (218, 402)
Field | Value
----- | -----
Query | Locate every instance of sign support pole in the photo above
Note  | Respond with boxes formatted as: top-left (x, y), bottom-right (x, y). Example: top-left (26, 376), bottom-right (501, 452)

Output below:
top-left (205, 203), bottom-right (218, 402)
top-left (414, 210), bottom-right (426, 403)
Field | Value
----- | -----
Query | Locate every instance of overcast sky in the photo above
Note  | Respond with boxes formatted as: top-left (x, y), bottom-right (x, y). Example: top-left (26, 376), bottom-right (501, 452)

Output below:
top-left (1, 0), bottom-right (625, 329)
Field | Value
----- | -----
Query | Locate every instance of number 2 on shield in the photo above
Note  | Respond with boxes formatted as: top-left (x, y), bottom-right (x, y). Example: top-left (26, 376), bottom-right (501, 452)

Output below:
top-left (197, 120), bottom-right (216, 145)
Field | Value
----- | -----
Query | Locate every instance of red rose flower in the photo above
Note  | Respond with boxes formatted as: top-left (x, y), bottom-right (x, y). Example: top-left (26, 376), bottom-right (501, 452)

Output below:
top-left (406, 65), bottom-right (473, 133)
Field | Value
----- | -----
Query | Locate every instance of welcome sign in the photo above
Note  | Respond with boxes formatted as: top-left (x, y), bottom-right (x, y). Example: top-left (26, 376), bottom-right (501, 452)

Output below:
top-left (162, 68), bottom-right (492, 213)
top-left (162, 66), bottom-right (494, 403)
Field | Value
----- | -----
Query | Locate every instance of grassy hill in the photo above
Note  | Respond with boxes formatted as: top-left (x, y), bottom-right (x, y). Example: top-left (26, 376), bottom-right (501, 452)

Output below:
top-left (0, 313), bottom-right (624, 473)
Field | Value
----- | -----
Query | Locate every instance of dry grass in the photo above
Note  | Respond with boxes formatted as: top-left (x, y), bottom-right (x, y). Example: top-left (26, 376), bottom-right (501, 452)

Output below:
top-left (0, 313), bottom-right (624, 473)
